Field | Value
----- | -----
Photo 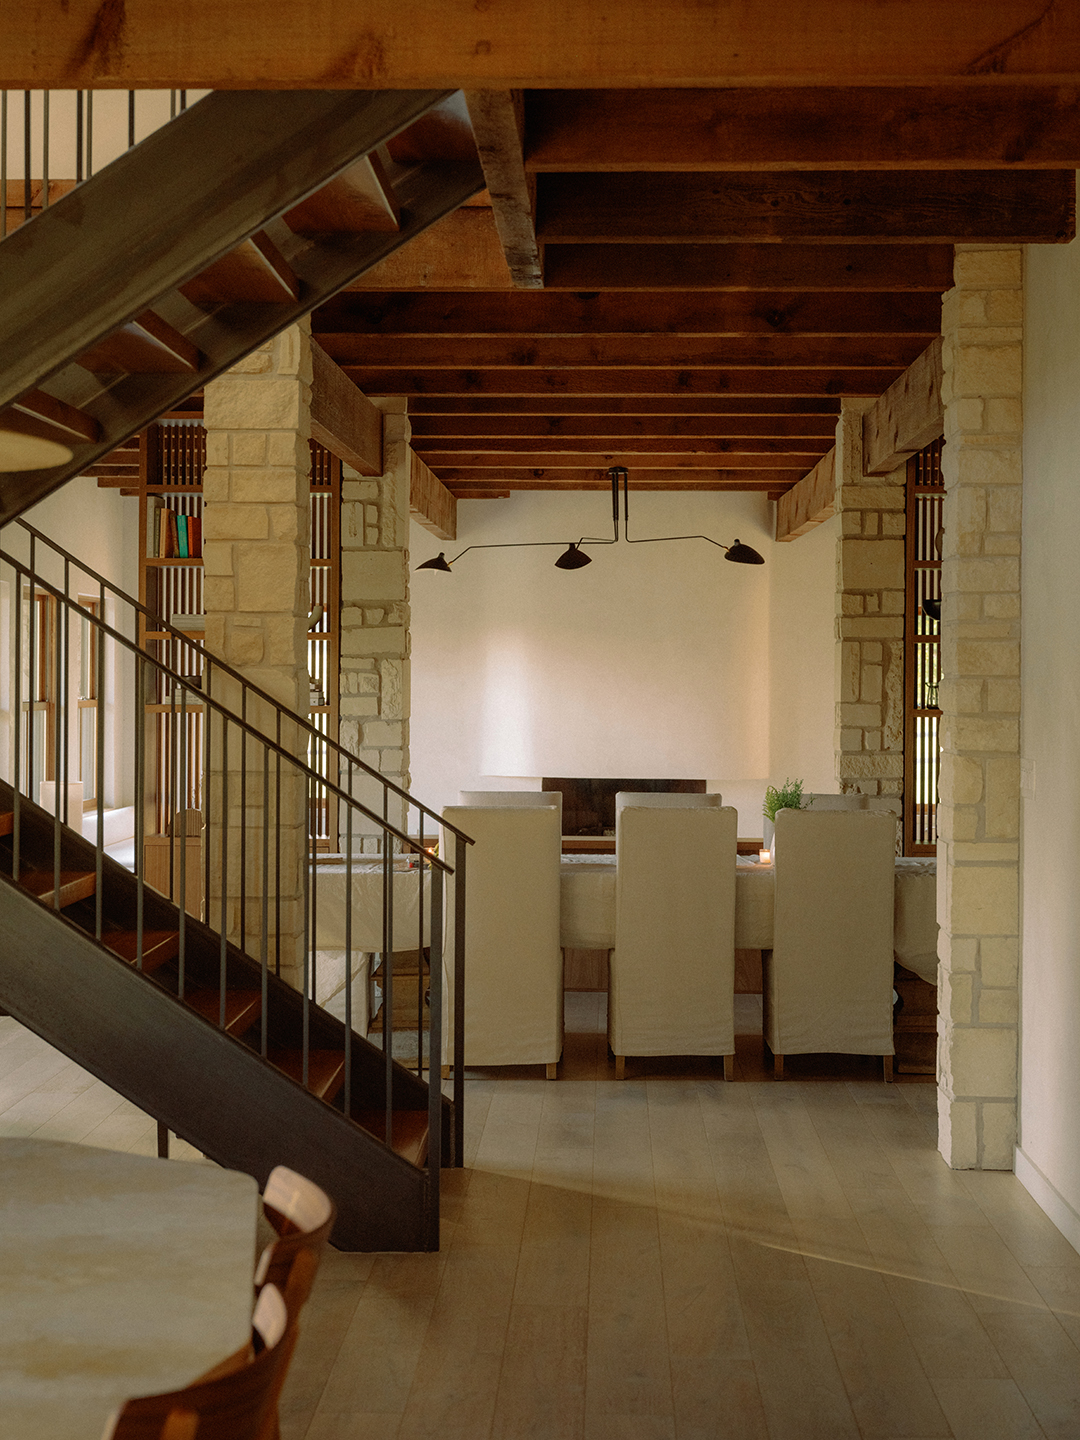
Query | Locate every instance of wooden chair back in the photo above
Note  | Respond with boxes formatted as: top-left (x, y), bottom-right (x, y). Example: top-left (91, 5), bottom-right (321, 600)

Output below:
top-left (254, 1166), bottom-right (335, 1313)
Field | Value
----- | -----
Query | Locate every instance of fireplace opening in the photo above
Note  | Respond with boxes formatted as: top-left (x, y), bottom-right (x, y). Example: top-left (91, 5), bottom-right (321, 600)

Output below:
top-left (543, 778), bottom-right (706, 836)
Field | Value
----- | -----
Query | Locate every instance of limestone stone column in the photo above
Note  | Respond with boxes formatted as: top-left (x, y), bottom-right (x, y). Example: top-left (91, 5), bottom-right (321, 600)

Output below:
top-left (201, 323), bottom-right (312, 987)
top-left (338, 399), bottom-right (412, 851)
top-left (937, 246), bottom-right (1023, 1170)
top-left (833, 399), bottom-right (906, 808)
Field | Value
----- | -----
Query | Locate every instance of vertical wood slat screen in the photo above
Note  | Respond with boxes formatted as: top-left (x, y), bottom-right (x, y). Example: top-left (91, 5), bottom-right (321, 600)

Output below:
top-left (903, 438), bottom-right (944, 855)
top-left (307, 440), bottom-right (341, 849)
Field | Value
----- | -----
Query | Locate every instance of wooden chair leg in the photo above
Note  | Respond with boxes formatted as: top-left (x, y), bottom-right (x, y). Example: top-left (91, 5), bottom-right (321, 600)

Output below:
top-left (773, 1053), bottom-right (784, 1081)
top-left (723, 1053), bottom-right (735, 1082)
top-left (546, 1061), bottom-right (558, 1080)
top-left (614, 1054), bottom-right (626, 1081)
top-left (883, 1055), bottom-right (894, 1083)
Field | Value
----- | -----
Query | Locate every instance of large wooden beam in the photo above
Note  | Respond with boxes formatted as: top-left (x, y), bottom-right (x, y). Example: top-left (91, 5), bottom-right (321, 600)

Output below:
top-left (10, 4), bottom-right (1080, 88)
top-left (526, 87), bottom-right (1080, 170)
top-left (405, 396), bottom-right (842, 416)
top-left (348, 367), bottom-right (905, 397)
top-left (409, 448), bottom-right (457, 540)
top-left (409, 414), bottom-right (842, 438)
top-left (414, 436), bottom-right (831, 456)
top-left (537, 171), bottom-right (1076, 245)
top-left (435, 469), bottom-right (800, 490)
top-left (324, 335), bottom-right (932, 369)
top-left (776, 448), bottom-right (838, 541)
top-left (345, 207), bottom-right (513, 290)
top-left (313, 289), bottom-right (944, 336)
top-left (310, 341), bottom-right (383, 475)
top-left (542, 244), bottom-right (955, 291)
top-left (463, 92), bottom-right (541, 290)
top-left (420, 450), bottom-right (824, 469)
top-left (862, 337), bottom-right (944, 474)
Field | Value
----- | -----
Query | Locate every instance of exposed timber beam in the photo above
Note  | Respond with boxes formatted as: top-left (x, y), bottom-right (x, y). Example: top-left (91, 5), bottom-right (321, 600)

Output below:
top-left (408, 414), bottom-right (842, 439)
top-left (11, 4), bottom-right (1080, 88)
top-left (463, 92), bottom-right (542, 289)
top-left (405, 396), bottom-right (842, 417)
top-left (536, 171), bottom-right (1076, 245)
top-left (348, 368), bottom-right (905, 397)
top-left (413, 436), bottom-right (831, 456)
top-left (435, 469), bottom-right (800, 490)
top-left (409, 449), bottom-right (457, 539)
top-left (776, 448), bottom-right (838, 541)
top-left (526, 87), bottom-right (1080, 170)
top-left (310, 341), bottom-right (383, 475)
top-left (313, 289), bottom-right (944, 336)
top-left (542, 244), bottom-right (955, 291)
top-left (324, 336), bottom-right (932, 369)
top-left (862, 337), bottom-right (944, 475)
top-left (420, 450), bottom-right (823, 469)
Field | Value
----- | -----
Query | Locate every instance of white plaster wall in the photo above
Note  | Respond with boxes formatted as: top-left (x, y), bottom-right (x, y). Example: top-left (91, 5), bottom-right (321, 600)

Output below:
top-left (409, 489), bottom-right (834, 834)
top-left (767, 511), bottom-right (842, 797)
top-left (1018, 236), bottom-right (1080, 1248)
top-left (1, 478), bottom-right (141, 808)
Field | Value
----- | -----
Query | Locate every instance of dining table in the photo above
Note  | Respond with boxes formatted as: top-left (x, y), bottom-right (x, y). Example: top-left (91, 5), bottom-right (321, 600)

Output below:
top-left (0, 1137), bottom-right (259, 1440)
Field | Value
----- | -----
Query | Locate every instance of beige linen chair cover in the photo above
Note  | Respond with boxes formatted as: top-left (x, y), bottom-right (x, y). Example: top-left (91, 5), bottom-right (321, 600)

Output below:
top-left (609, 805), bottom-right (737, 1075)
top-left (459, 790), bottom-right (563, 818)
top-left (614, 791), bottom-right (722, 811)
top-left (441, 806), bottom-right (563, 1071)
top-left (765, 810), bottom-right (895, 1073)
top-left (805, 793), bottom-right (897, 813)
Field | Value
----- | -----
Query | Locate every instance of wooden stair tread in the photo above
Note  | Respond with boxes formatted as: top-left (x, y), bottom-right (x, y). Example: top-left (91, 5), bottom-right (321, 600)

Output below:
top-left (268, 1048), bottom-right (346, 1102)
top-left (186, 988), bottom-right (263, 1034)
top-left (180, 233), bottom-right (298, 305)
top-left (102, 928), bottom-right (180, 973)
top-left (284, 157), bottom-right (399, 235)
top-left (355, 1109), bottom-right (429, 1167)
top-left (0, 812), bottom-right (12, 837)
top-left (19, 868), bottom-right (96, 908)
top-left (76, 312), bottom-right (199, 375)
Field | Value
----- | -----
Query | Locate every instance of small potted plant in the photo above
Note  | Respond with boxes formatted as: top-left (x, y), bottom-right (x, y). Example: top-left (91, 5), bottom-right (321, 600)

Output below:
top-left (762, 778), bottom-right (807, 857)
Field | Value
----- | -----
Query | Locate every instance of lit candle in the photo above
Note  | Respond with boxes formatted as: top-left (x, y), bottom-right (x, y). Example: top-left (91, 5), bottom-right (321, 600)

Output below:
top-left (758, 848), bottom-right (771, 864)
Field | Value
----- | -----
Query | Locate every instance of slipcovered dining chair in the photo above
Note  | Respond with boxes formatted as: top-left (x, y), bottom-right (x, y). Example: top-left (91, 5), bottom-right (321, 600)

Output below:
top-left (764, 809), bottom-right (895, 1080)
top-left (804, 792), bottom-right (898, 814)
top-left (441, 804), bottom-right (563, 1077)
top-left (609, 803), bottom-right (738, 1080)
top-left (614, 791), bottom-right (723, 810)
top-left (459, 790), bottom-right (563, 816)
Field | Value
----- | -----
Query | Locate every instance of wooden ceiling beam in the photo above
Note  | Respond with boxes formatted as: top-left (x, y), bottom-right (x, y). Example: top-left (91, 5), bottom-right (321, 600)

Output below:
top-left (325, 335), bottom-right (932, 368)
top-left (862, 336), bottom-right (944, 474)
top-left (414, 437), bottom-right (831, 457)
top-left (536, 170), bottom-right (1076, 245)
top-left (409, 414), bottom-right (842, 438)
top-left (776, 448), bottom-right (837, 541)
top-left (313, 289), bottom-right (944, 336)
top-left (349, 367), bottom-right (904, 396)
top-left (526, 87), bottom-right (1080, 170)
top-left (344, 208), bottom-right (514, 290)
top-left (542, 243), bottom-right (954, 291)
top-left (310, 340), bottom-right (384, 476)
top-left (436, 468), bottom-right (800, 489)
top-left (463, 91), bottom-right (542, 289)
top-left (12, 4), bottom-right (1080, 89)
top-left (401, 396), bottom-right (844, 416)
top-left (424, 452), bottom-right (823, 469)
top-left (409, 448), bottom-right (457, 540)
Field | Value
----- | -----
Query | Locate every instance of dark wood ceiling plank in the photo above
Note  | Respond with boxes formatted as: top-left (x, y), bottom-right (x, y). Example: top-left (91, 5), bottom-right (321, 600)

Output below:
top-left (314, 289), bottom-right (943, 335)
top-left (345, 207), bottom-right (514, 289)
top-left (404, 396), bottom-right (843, 416)
top-left (422, 449), bottom-right (824, 468)
top-left (413, 436), bottom-right (831, 456)
top-left (463, 91), bottom-right (542, 289)
top-left (330, 335), bottom-right (931, 368)
top-left (542, 243), bottom-right (955, 290)
top-left (526, 87), bottom-right (1080, 170)
top-left (408, 413), bottom-right (841, 438)
top-left (13, 3), bottom-right (1080, 88)
top-left (436, 468), bottom-right (800, 489)
top-left (350, 367), bottom-right (904, 396)
top-left (536, 170), bottom-right (1076, 244)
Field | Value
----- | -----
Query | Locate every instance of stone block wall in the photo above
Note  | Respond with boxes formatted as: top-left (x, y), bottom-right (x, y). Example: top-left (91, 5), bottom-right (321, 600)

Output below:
top-left (834, 399), bottom-right (906, 806)
top-left (936, 245), bottom-right (1023, 1170)
top-left (338, 399), bottom-right (413, 849)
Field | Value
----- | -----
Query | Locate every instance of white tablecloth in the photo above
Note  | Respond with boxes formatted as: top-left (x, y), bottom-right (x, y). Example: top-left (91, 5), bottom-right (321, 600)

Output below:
top-left (313, 861), bottom-right (432, 952)
top-left (559, 854), bottom-right (939, 984)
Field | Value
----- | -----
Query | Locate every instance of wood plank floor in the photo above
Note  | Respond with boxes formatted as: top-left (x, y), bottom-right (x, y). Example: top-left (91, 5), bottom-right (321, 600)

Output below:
top-left (3, 999), bottom-right (1079, 1439)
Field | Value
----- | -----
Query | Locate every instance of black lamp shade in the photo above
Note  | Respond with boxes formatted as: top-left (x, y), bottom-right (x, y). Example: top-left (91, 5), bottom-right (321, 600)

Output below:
top-left (922, 596), bottom-right (942, 622)
top-left (554, 543), bottom-right (592, 570)
top-left (724, 540), bottom-right (765, 565)
top-left (417, 552), bottom-right (452, 572)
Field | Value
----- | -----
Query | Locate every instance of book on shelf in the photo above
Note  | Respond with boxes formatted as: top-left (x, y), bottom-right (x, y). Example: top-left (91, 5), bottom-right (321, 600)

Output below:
top-left (187, 515), bottom-right (202, 559)
top-left (158, 508), bottom-right (180, 559)
top-left (146, 496), bottom-right (164, 557)
top-left (177, 514), bottom-right (189, 558)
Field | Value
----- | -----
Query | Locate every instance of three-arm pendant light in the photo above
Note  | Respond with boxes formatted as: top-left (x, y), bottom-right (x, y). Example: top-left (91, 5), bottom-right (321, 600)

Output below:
top-left (417, 466), bottom-right (766, 573)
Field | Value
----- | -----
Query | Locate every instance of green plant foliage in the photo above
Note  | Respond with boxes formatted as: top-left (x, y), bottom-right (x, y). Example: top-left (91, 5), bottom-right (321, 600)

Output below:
top-left (763, 778), bottom-right (806, 823)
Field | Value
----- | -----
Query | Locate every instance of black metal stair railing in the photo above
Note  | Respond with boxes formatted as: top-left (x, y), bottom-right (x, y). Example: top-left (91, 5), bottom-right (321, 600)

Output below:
top-left (0, 526), bottom-right (473, 1221)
